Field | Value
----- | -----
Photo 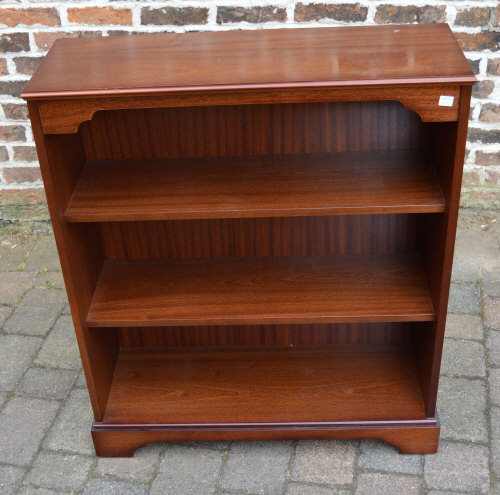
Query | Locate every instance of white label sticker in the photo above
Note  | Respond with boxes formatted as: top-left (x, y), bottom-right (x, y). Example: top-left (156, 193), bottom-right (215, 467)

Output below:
top-left (439, 95), bottom-right (455, 107)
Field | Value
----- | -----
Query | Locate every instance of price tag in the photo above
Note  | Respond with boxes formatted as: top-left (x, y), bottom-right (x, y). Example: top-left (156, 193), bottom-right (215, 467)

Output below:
top-left (439, 95), bottom-right (455, 107)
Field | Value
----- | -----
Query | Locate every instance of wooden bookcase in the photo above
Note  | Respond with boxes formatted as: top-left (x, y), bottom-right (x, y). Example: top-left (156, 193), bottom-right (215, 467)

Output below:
top-left (23, 24), bottom-right (475, 456)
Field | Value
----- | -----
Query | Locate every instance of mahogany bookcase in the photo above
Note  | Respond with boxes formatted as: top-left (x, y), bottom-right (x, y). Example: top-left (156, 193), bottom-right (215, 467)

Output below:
top-left (23, 24), bottom-right (475, 456)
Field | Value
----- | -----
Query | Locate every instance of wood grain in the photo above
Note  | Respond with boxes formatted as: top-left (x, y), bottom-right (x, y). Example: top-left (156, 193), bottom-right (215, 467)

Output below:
top-left (23, 24), bottom-right (474, 100)
top-left (65, 150), bottom-right (445, 222)
top-left (87, 254), bottom-right (435, 327)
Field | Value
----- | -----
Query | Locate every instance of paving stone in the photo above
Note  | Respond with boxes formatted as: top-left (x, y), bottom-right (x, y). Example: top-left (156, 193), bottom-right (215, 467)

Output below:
top-left (182, 441), bottom-right (229, 450)
top-left (437, 376), bottom-right (487, 442)
top-left (291, 440), bottom-right (357, 485)
top-left (150, 444), bottom-right (225, 495)
top-left (17, 367), bottom-right (77, 399)
top-left (25, 236), bottom-right (60, 271)
top-left (485, 297), bottom-right (500, 329)
top-left (62, 302), bottom-right (71, 315)
top-left (483, 264), bottom-right (500, 297)
top-left (424, 441), bottom-right (489, 494)
top-left (0, 305), bottom-right (11, 327)
top-left (221, 441), bottom-right (291, 494)
top-left (493, 482), bottom-right (500, 495)
top-left (44, 388), bottom-right (94, 455)
top-left (4, 288), bottom-right (66, 336)
top-left (95, 443), bottom-right (163, 482)
top-left (447, 284), bottom-right (481, 314)
top-left (445, 313), bottom-right (483, 340)
top-left (425, 492), bottom-right (466, 495)
top-left (355, 473), bottom-right (421, 495)
top-left (454, 229), bottom-right (499, 262)
top-left (0, 271), bottom-right (35, 305)
top-left (35, 315), bottom-right (81, 369)
top-left (0, 243), bottom-right (30, 272)
top-left (82, 478), bottom-right (148, 495)
top-left (17, 488), bottom-right (63, 495)
top-left (286, 484), bottom-right (351, 495)
top-left (0, 464), bottom-right (25, 495)
top-left (75, 370), bottom-right (87, 388)
top-left (25, 451), bottom-right (93, 491)
top-left (358, 439), bottom-right (422, 474)
top-left (31, 270), bottom-right (65, 290)
top-left (0, 392), bottom-right (6, 409)
top-left (487, 330), bottom-right (500, 366)
top-left (440, 339), bottom-right (486, 377)
top-left (0, 397), bottom-right (59, 466)
top-left (451, 256), bottom-right (480, 282)
top-left (0, 334), bottom-right (41, 391)
top-left (491, 406), bottom-right (500, 477)
top-left (490, 368), bottom-right (500, 407)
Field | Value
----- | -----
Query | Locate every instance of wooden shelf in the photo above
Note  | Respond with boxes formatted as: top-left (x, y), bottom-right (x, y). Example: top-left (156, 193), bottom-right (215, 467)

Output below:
top-left (101, 345), bottom-right (427, 425)
top-left (65, 150), bottom-right (445, 222)
top-left (87, 254), bottom-right (435, 327)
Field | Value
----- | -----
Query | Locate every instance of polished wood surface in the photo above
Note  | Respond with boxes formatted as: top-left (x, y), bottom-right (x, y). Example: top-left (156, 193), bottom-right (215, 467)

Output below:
top-left (102, 345), bottom-right (426, 424)
top-left (87, 254), bottom-right (435, 327)
top-left (65, 150), bottom-right (445, 222)
top-left (23, 24), bottom-right (474, 100)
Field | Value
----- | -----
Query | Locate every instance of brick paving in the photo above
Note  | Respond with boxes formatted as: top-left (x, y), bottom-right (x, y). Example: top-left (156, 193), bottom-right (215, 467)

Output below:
top-left (0, 208), bottom-right (498, 495)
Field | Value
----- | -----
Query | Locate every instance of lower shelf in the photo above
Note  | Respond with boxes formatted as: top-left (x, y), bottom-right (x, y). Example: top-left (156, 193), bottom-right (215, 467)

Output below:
top-left (101, 345), bottom-right (428, 425)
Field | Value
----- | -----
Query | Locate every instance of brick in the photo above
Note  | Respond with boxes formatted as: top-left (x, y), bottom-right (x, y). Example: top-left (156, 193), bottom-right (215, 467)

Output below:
top-left (462, 169), bottom-right (479, 187)
top-left (25, 451), bottom-right (93, 491)
top-left (424, 441), bottom-right (489, 493)
top-left (0, 272), bottom-right (34, 302)
top-left (34, 31), bottom-right (102, 51)
top-left (221, 441), bottom-right (291, 494)
top-left (0, 80), bottom-right (26, 98)
top-left (82, 478), bottom-right (148, 495)
top-left (0, 8), bottom-right (60, 27)
top-left (150, 445), bottom-right (224, 495)
top-left (437, 376), bottom-right (487, 442)
top-left (25, 235), bottom-right (60, 271)
top-left (35, 315), bottom-right (81, 369)
top-left (480, 103), bottom-right (500, 123)
top-left (455, 8), bottom-right (492, 27)
top-left (4, 288), bottom-right (66, 336)
top-left (0, 189), bottom-right (46, 206)
top-left (469, 189), bottom-right (500, 205)
top-left (217, 6), bottom-right (287, 24)
top-left (358, 439), bottom-right (422, 474)
top-left (3, 103), bottom-right (29, 120)
top-left (0, 58), bottom-right (7, 76)
top-left (441, 338), bottom-right (485, 377)
top-left (472, 80), bottom-right (495, 98)
top-left (0, 125), bottom-right (25, 142)
top-left (68, 7), bottom-right (132, 26)
top-left (0, 33), bottom-right (30, 52)
top-left (141, 7), bottom-right (208, 26)
top-left (469, 128), bottom-right (500, 144)
top-left (294, 3), bottom-right (367, 22)
top-left (44, 388), bottom-right (94, 455)
top-left (483, 265), bottom-right (500, 296)
top-left (17, 367), bottom-right (77, 399)
top-left (447, 283), bottom-right (481, 314)
top-left (486, 297), bottom-right (500, 329)
top-left (476, 151), bottom-right (500, 167)
top-left (445, 313), bottom-right (482, 340)
top-left (0, 465), bottom-right (25, 494)
top-left (486, 168), bottom-right (500, 185)
top-left (467, 58), bottom-right (480, 75)
top-left (286, 485), bottom-right (350, 495)
top-left (291, 440), bottom-right (356, 485)
top-left (13, 146), bottom-right (38, 162)
top-left (0, 146), bottom-right (7, 162)
top-left (490, 368), bottom-right (500, 407)
top-left (488, 59), bottom-right (500, 76)
top-left (95, 443), bottom-right (162, 482)
top-left (375, 5), bottom-right (446, 24)
top-left (0, 334), bottom-right (41, 391)
top-left (455, 32), bottom-right (500, 52)
top-left (14, 56), bottom-right (42, 76)
top-left (355, 473), bottom-right (421, 495)
top-left (0, 397), bottom-right (59, 466)
top-left (3, 167), bottom-right (41, 184)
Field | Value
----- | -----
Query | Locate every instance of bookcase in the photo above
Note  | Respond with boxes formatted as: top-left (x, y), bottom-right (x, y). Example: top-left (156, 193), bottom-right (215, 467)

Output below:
top-left (23, 24), bottom-right (475, 456)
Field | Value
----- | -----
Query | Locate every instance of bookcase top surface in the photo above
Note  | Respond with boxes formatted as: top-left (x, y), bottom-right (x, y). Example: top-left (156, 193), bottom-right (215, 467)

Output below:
top-left (23, 23), bottom-right (475, 100)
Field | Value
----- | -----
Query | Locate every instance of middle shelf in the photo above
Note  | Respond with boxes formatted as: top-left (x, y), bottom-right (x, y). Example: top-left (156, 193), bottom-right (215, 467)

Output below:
top-left (65, 149), bottom-right (445, 222)
top-left (86, 253), bottom-right (435, 327)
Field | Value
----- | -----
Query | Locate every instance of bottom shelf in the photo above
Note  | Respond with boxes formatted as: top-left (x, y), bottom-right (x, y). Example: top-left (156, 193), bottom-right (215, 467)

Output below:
top-left (101, 345), bottom-right (428, 425)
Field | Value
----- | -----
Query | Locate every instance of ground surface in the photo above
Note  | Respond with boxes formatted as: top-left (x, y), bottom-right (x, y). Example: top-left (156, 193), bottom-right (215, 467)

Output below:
top-left (0, 208), bottom-right (499, 495)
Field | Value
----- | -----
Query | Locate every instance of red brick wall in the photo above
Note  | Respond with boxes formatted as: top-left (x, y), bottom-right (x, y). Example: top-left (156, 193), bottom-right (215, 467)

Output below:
top-left (0, 1), bottom-right (499, 214)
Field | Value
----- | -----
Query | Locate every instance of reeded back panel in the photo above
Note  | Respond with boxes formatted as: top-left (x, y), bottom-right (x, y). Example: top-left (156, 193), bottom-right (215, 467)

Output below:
top-left (80, 101), bottom-right (424, 160)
